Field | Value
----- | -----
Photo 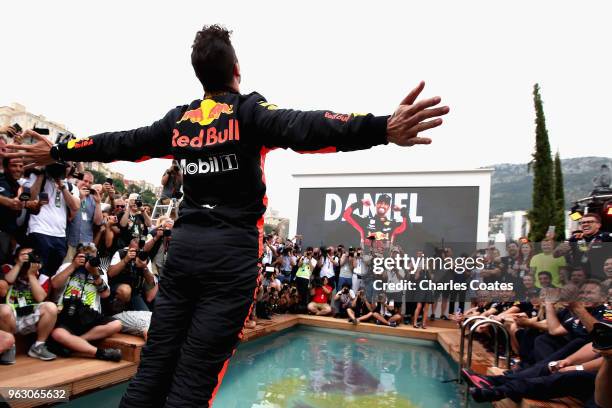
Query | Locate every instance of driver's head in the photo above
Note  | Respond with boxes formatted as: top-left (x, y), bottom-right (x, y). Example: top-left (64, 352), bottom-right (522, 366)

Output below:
top-left (191, 25), bottom-right (240, 92)
top-left (375, 194), bottom-right (391, 216)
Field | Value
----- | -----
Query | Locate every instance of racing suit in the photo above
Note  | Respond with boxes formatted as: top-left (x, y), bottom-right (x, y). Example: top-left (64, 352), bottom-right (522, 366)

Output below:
top-left (52, 91), bottom-right (389, 407)
top-left (343, 202), bottom-right (408, 252)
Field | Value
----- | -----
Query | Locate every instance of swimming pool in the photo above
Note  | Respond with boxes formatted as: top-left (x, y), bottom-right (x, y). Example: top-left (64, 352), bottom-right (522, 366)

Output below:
top-left (65, 326), bottom-right (490, 407)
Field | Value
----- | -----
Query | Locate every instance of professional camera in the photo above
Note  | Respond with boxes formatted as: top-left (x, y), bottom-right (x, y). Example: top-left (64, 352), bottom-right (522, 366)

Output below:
top-left (137, 238), bottom-right (148, 261)
top-left (348, 247), bottom-right (355, 257)
top-left (163, 229), bottom-right (172, 237)
top-left (85, 254), bottom-right (101, 268)
top-left (64, 295), bottom-right (81, 318)
top-left (45, 162), bottom-right (68, 180)
top-left (27, 252), bottom-right (41, 264)
top-left (135, 198), bottom-right (143, 208)
top-left (342, 286), bottom-right (349, 294)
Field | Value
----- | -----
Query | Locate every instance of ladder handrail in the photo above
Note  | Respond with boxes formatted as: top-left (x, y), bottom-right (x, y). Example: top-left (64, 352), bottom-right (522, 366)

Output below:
top-left (458, 315), bottom-right (489, 382)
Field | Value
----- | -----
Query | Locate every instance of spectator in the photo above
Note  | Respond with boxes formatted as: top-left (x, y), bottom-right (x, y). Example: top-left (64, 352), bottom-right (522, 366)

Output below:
top-left (337, 246), bottom-right (353, 290)
top-left (276, 247), bottom-right (296, 284)
top-left (143, 217), bottom-right (174, 277)
top-left (556, 213), bottom-right (612, 281)
top-left (113, 310), bottom-right (152, 341)
top-left (116, 193), bottom-right (152, 249)
top-left (262, 267), bottom-right (282, 292)
top-left (0, 157), bottom-right (44, 264)
top-left (530, 239), bottom-right (566, 288)
top-left (0, 330), bottom-right (15, 364)
top-left (0, 247), bottom-right (58, 362)
top-left (603, 257), bottom-right (612, 289)
top-left (261, 235), bottom-right (274, 266)
top-left (307, 276), bottom-right (332, 316)
top-left (50, 243), bottom-right (122, 361)
top-left (160, 160), bottom-right (183, 203)
top-left (100, 179), bottom-right (117, 207)
top-left (295, 247), bottom-right (315, 310)
top-left (413, 251), bottom-right (434, 329)
top-left (501, 241), bottom-right (521, 279)
top-left (27, 163), bottom-right (80, 276)
top-left (347, 288), bottom-right (374, 325)
top-left (569, 268), bottom-right (587, 287)
top-left (333, 282), bottom-right (355, 318)
top-left (538, 271), bottom-right (556, 288)
top-left (351, 247), bottom-right (365, 292)
top-left (107, 239), bottom-right (158, 312)
top-left (65, 171), bottom-right (103, 262)
top-left (318, 246), bottom-right (338, 291)
top-left (517, 241), bottom-right (534, 277)
top-left (372, 293), bottom-right (402, 327)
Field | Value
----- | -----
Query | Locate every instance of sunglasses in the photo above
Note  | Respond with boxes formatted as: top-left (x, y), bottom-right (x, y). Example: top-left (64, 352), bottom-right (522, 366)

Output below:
top-left (115, 205), bottom-right (126, 209)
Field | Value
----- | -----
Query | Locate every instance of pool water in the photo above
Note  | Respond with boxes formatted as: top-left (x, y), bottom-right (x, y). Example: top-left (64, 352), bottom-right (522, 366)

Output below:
top-left (65, 327), bottom-right (490, 407)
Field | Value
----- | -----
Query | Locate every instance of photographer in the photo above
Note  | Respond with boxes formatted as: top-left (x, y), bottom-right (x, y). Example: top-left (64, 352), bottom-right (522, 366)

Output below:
top-left (318, 246), bottom-right (338, 291)
top-left (295, 247), bottom-right (316, 310)
top-left (372, 292), bottom-right (402, 327)
top-left (101, 178), bottom-right (117, 207)
top-left (160, 160), bottom-right (183, 202)
top-left (117, 193), bottom-right (152, 249)
top-left (108, 239), bottom-right (158, 312)
top-left (347, 288), bottom-right (374, 324)
top-left (275, 246), bottom-right (296, 284)
top-left (307, 276), bottom-right (333, 316)
top-left (333, 282), bottom-right (355, 319)
top-left (65, 171), bottom-right (103, 262)
top-left (0, 247), bottom-right (58, 362)
top-left (50, 243), bottom-right (122, 361)
top-left (1, 157), bottom-right (45, 263)
top-left (27, 162), bottom-right (80, 276)
top-left (351, 247), bottom-right (365, 292)
top-left (338, 246), bottom-right (354, 290)
top-left (143, 217), bottom-right (174, 277)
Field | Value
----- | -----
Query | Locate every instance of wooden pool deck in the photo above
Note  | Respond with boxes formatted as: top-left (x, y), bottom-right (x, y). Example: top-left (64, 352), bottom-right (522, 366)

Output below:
top-left (0, 315), bottom-right (584, 408)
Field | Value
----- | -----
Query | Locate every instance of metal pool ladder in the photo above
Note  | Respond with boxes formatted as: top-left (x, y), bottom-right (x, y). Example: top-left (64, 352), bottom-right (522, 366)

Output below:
top-left (458, 316), bottom-right (511, 407)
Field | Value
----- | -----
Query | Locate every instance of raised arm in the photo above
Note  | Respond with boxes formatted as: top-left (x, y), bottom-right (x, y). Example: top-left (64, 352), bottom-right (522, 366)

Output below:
top-left (3, 107), bottom-right (184, 166)
top-left (243, 82), bottom-right (448, 153)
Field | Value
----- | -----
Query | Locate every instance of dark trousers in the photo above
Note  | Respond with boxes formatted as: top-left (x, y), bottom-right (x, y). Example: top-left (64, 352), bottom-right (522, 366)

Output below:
top-left (119, 228), bottom-right (260, 408)
top-left (28, 232), bottom-right (67, 276)
top-left (296, 277), bottom-right (310, 310)
top-left (498, 371), bottom-right (596, 403)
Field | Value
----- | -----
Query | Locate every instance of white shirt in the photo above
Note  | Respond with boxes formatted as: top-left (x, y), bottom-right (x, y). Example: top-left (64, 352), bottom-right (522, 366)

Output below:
top-left (28, 178), bottom-right (80, 237)
top-left (320, 256), bottom-right (337, 279)
top-left (110, 250), bottom-right (152, 271)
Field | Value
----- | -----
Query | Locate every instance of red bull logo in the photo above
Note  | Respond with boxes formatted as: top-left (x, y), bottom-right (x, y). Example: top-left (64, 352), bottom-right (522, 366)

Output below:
top-left (177, 99), bottom-right (234, 126)
top-left (67, 137), bottom-right (93, 150)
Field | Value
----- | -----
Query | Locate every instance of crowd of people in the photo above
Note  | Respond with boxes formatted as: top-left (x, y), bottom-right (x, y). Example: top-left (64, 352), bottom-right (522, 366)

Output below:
top-left (1, 124), bottom-right (611, 406)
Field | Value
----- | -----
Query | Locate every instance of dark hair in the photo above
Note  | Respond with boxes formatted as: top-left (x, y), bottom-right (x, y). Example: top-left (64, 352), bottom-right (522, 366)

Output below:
top-left (191, 25), bottom-right (237, 91)
top-left (538, 271), bottom-right (552, 279)
top-left (377, 194), bottom-right (391, 205)
top-left (582, 213), bottom-right (602, 224)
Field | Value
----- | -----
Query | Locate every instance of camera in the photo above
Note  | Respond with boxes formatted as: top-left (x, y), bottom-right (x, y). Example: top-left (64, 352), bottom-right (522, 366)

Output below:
top-left (342, 287), bottom-right (349, 294)
top-left (135, 199), bottom-right (143, 208)
top-left (85, 254), bottom-right (101, 268)
top-left (27, 252), bottom-right (41, 264)
top-left (64, 295), bottom-right (80, 318)
top-left (18, 187), bottom-right (31, 202)
top-left (348, 247), bottom-right (355, 257)
top-left (46, 162), bottom-right (68, 180)
top-left (163, 229), bottom-right (172, 237)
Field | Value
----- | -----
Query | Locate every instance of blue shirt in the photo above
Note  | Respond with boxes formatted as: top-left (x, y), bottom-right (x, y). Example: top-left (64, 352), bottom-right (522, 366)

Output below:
top-left (67, 195), bottom-right (96, 246)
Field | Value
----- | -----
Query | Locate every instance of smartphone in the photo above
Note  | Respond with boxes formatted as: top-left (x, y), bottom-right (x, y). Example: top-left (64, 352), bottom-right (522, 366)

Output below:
top-left (39, 192), bottom-right (49, 202)
top-left (12, 123), bottom-right (22, 133)
top-left (592, 322), bottom-right (612, 350)
top-left (32, 127), bottom-right (50, 135)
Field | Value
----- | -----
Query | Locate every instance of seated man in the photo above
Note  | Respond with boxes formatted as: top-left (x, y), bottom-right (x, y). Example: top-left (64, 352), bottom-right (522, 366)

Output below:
top-left (372, 293), bottom-right (402, 327)
top-left (0, 247), bottom-right (57, 362)
top-left (464, 340), bottom-right (602, 404)
top-left (107, 239), bottom-right (158, 313)
top-left (307, 276), bottom-right (333, 316)
top-left (50, 243), bottom-right (122, 361)
top-left (333, 282), bottom-right (356, 318)
top-left (347, 289), bottom-right (374, 325)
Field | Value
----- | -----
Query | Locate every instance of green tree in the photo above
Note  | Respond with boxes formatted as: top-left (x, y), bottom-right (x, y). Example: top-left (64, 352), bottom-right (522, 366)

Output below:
top-left (89, 169), bottom-right (107, 184)
top-left (127, 184), bottom-right (142, 195)
top-left (553, 151), bottom-right (566, 240)
top-left (527, 84), bottom-right (555, 242)
top-left (140, 189), bottom-right (157, 207)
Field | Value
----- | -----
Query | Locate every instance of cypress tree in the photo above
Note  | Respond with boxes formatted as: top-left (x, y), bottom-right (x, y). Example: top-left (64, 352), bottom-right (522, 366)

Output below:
top-left (527, 84), bottom-right (555, 242)
top-left (553, 151), bottom-right (566, 240)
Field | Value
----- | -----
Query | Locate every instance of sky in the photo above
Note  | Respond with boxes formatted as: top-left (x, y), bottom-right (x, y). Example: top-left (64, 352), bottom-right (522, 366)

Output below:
top-left (2, 0), bottom-right (611, 218)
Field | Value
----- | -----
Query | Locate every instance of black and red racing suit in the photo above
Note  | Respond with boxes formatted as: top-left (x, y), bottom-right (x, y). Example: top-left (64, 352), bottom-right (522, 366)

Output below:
top-left (53, 91), bottom-right (389, 408)
top-left (342, 202), bottom-right (408, 251)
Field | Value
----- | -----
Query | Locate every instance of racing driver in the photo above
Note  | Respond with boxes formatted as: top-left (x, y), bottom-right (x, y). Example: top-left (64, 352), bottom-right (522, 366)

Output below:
top-left (4, 25), bottom-right (449, 408)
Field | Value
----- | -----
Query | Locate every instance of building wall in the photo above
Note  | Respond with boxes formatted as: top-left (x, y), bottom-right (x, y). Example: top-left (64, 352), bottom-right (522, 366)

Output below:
top-left (0, 103), bottom-right (70, 143)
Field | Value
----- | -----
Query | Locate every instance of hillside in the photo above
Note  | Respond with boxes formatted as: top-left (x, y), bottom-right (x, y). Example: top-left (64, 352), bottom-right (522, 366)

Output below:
top-left (486, 156), bottom-right (611, 216)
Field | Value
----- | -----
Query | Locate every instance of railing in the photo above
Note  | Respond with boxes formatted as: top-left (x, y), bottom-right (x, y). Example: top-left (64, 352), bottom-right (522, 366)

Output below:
top-left (458, 317), bottom-right (511, 407)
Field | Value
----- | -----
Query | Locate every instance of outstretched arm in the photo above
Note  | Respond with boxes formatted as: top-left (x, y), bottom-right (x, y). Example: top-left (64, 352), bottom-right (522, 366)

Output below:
top-left (3, 107), bottom-right (184, 166)
top-left (244, 81), bottom-right (449, 153)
